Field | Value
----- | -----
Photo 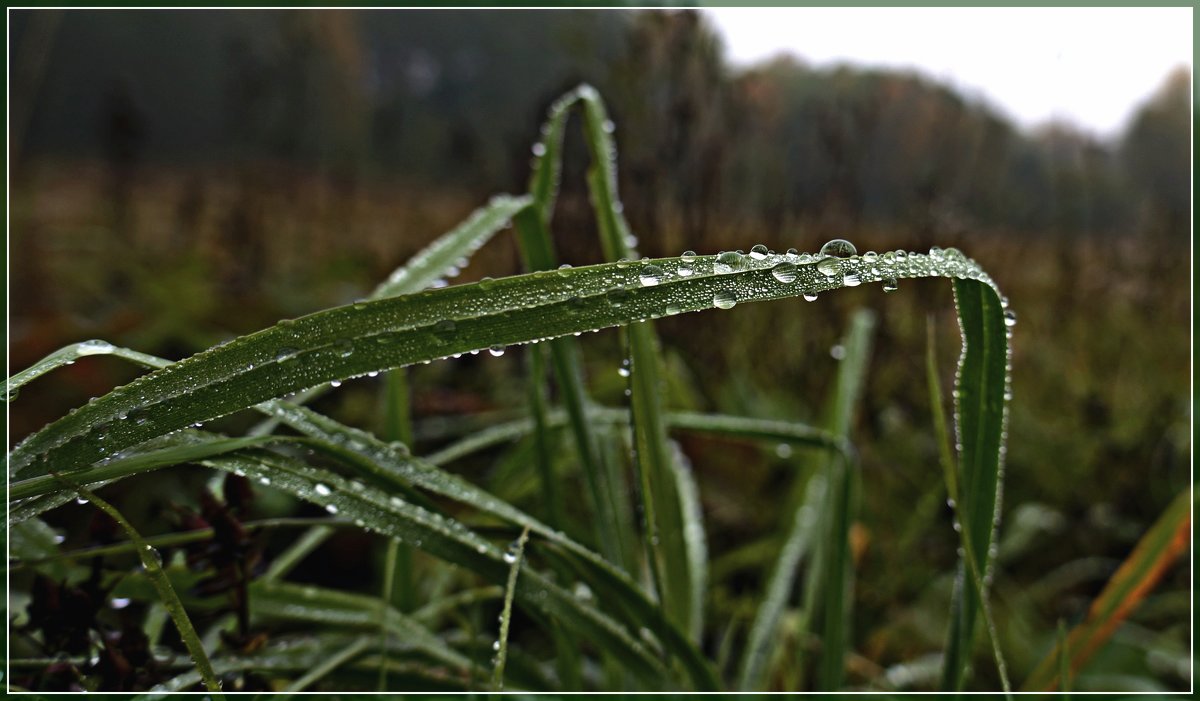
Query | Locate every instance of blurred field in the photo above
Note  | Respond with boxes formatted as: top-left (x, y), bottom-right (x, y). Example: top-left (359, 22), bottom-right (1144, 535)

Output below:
top-left (7, 8), bottom-right (1191, 692)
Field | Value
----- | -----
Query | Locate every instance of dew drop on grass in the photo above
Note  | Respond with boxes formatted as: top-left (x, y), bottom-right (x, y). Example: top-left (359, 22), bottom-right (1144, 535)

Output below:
top-left (275, 347), bottom-right (299, 362)
top-left (489, 346), bottom-right (506, 357)
top-left (680, 250), bottom-right (697, 263)
top-left (882, 277), bottom-right (899, 293)
top-left (819, 238), bottom-right (857, 258)
top-left (843, 272), bottom-right (862, 287)
top-left (863, 251), bottom-right (878, 262)
top-left (492, 640), bottom-right (502, 651)
top-left (749, 244), bottom-right (769, 260)
top-left (816, 258), bottom-right (841, 277)
top-left (714, 251), bottom-right (746, 274)
top-left (330, 380), bottom-right (342, 388)
top-left (433, 319), bottom-right (458, 342)
top-left (502, 550), bottom-right (519, 565)
top-left (325, 504), bottom-right (339, 515)
top-left (314, 483), bottom-right (332, 497)
top-left (639, 264), bottom-right (664, 287)
top-left (1004, 310), bottom-right (1018, 327)
top-left (713, 290), bottom-right (737, 310)
top-left (830, 344), bottom-right (846, 360)
top-left (803, 292), bottom-right (818, 302)
top-left (771, 262), bottom-right (798, 283)
top-left (531, 142), bottom-right (547, 157)
top-left (335, 340), bottom-right (354, 358)
top-left (77, 340), bottom-right (116, 356)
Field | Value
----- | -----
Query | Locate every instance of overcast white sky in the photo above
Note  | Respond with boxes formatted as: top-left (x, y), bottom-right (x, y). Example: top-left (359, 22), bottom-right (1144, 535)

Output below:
top-left (702, 7), bottom-right (1192, 137)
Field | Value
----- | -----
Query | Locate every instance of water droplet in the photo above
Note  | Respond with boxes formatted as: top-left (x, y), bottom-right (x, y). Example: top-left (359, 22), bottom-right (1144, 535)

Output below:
top-left (75, 496), bottom-right (90, 505)
top-left (492, 640), bottom-right (502, 651)
top-left (602, 119), bottom-right (615, 134)
top-left (882, 277), bottom-right (899, 293)
top-left (531, 142), bottom-right (547, 157)
top-left (502, 550), bottom-right (519, 565)
top-left (775, 443), bottom-right (794, 459)
top-left (713, 290), bottom-right (737, 310)
top-left (680, 250), bottom-right (697, 263)
top-left (259, 476), bottom-right (271, 486)
top-left (714, 251), bottom-right (746, 274)
top-left (639, 264), bottom-right (664, 287)
top-left (77, 340), bottom-right (116, 356)
top-left (771, 261), bottom-right (798, 283)
top-left (111, 597), bottom-right (131, 610)
top-left (433, 319), bottom-right (458, 342)
top-left (803, 292), bottom-right (819, 302)
top-left (863, 251), bottom-right (878, 262)
top-left (749, 244), bottom-right (769, 260)
top-left (325, 503), bottom-right (339, 515)
top-left (488, 346), bottom-right (506, 357)
top-left (329, 380), bottom-right (342, 388)
top-left (1003, 310), bottom-right (1017, 327)
top-left (334, 339), bottom-right (354, 358)
top-left (314, 483), bottom-right (332, 497)
top-left (819, 238), bottom-right (857, 258)
top-left (275, 347), bottom-right (299, 362)
top-left (786, 247), bottom-right (799, 256)
top-left (816, 258), bottom-right (841, 277)
top-left (606, 287), bottom-right (631, 306)
top-left (843, 272), bottom-right (862, 287)
top-left (830, 344), bottom-right (847, 360)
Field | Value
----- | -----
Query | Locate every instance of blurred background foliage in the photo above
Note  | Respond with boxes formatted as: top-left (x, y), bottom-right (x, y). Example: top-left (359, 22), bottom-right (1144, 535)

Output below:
top-left (8, 9), bottom-right (1191, 692)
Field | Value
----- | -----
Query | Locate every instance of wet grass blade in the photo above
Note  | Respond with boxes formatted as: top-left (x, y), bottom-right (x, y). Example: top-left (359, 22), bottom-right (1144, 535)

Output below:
top-left (70, 483), bottom-right (222, 696)
top-left (371, 194), bottom-right (531, 299)
top-left (493, 527), bottom-right (530, 691)
top-left (928, 317), bottom-right (1012, 695)
top-left (575, 83), bottom-right (699, 641)
top-left (9, 247), bottom-right (997, 481)
top-left (1021, 489), bottom-right (1192, 691)
top-left (940, 278), bottom-right (1012, 691)
top-left (279, 637), bottom-right (371, 695)
top-left (815, 309), bottom-right (874, 691)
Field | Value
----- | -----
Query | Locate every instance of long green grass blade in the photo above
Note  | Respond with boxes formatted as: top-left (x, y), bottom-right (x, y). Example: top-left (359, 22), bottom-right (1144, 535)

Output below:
top-left (11, 248), bottom-right (993, 481)
top-left (70, 484), bottom-right (223, 696)
top-left (940, 278), bottom-right (1012, 690)
top-left (574, 83), bottom-right (699, 641)
top-left (280, 637), bottom-right (371, 695)
top-left (371, 194), bottom-right (531, 299)
top-left (493, 527), bottom-right (530, 691)
top-left (928, 317), bottom-right (1012, 696)
top-left (815, 309), bottom-right (874, 690)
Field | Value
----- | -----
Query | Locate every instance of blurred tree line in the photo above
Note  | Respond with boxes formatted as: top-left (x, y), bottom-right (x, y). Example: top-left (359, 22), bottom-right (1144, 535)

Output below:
top-left (11, 9), bottom-right (1191, 247)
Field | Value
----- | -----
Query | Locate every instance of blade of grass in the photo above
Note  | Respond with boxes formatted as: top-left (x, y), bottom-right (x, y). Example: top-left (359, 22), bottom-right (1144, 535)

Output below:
top-left (940, 278), bottom-right (1012, 691)
top-left (737, 467), bottom-right (826, 690)
top-left (814, 309), bottom-right (874, 691)
top-left (187, 444), bottom-right (673, 685)
top-left (69, 483), bottom-right (223, 696)
top-left (250, 579), bottom-right (471, 671)
top-left (10, 247), bottom-right (994, 481)
top-left (1021, 489), bottom-right (1192, 691)
top-left (576, 82), bottom-right (698, 642)
top-left (493, 527), bottom-right (530, 691)
top-left (279, 637), bottom-right (372, 695)
top-left (928, 316), bottom-right (1013, 696)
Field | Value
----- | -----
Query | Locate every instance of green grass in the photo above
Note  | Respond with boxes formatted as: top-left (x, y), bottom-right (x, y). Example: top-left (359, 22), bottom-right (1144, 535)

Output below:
top-left (7, 85), bottom-right (1015, 692)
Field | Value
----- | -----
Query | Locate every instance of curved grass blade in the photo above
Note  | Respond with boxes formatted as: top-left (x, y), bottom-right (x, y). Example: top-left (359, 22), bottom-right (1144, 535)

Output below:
top-left (493, 527), bottom-right (530, 691)
top-left (70, 483), bottom-right (223, 696)
top-left (372, 194), bottom-right (531, 299)
top-left (6, 339), bottom-right (167, 400)
top-left (576, 82), bottom-right (698, 640)
top-left (11, 247), bottom-right (995, 481)
top-left (928, 317), bottom-right (1012, 695)
top-left (186, 445), bottom-right (672, 685)
top-left (815, 309), bottom-right (874, 690)
top-left (1021, 489), bottom-right (1192, 691)
top-left (940, 277), bottom-right (1013, 690)
top-left (250, 579), bottom-right (471, 672)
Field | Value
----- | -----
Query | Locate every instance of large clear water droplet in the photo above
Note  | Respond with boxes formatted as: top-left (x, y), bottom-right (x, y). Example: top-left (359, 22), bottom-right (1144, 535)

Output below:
top-left (882, 277), bottom-right (899, 293)
top-left (819, 238), bottom-right (857, 258)
top-left (714, 251), bottom-right (746, 274)
top-left (713, 290), bottom-right (737, 309)
top-left (749, 244), bottom-right (769, 260)
top-left (489, 346), bottom-right (506, 357)
top-left (639, 264), bottom-right (664, 287)
top-left (803, 292), bottom-right (818, 302)
top-left (771, 261), bottom-right (798, 283)
top-left (816, 258), bottom-right (841, 277)
top-left (843, 272), bottom-right (862, 287)
top-left (680, 250), bottom-right (697, 263)
top-left (433, 319), bottom-right (458, 342)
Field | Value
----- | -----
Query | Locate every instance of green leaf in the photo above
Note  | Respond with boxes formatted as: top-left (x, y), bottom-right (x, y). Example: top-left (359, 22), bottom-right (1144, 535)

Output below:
top-left (941, 277), bottom-right (1012, 691)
